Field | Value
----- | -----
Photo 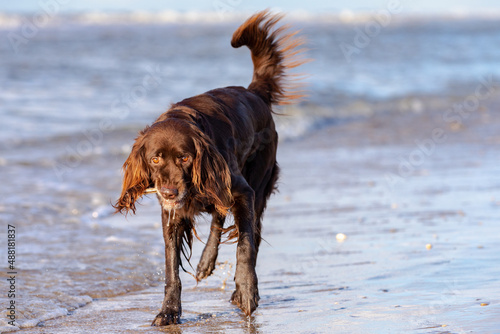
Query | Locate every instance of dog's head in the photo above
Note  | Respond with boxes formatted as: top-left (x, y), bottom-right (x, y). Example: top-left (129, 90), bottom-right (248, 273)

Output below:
top-left (114, 118), bottom-right (233, 216)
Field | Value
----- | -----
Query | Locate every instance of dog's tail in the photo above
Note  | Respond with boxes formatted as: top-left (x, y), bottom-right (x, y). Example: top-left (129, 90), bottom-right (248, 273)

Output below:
top-left (231, 10), bottom-right (308, 106)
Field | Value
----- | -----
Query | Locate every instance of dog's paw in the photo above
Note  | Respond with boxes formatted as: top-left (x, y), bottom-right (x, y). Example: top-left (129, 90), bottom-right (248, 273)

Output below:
top-left (151, 310), bottom-right (181, 326)
top-left (197, 242), bottom-right (220, 281)
top-left (196, 257), bottom-right (216, 281)
top-left (230, 284), bottom-right (260, 316)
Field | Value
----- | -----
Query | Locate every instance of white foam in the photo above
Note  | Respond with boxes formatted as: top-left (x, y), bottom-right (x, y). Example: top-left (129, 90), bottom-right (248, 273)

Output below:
top-left (19, 308), bottom-right (67, 328)
top-left (0, 13), bottom-right (24, 28)
top-left (2, 10), bottom-right (500, 29)
top-left (105, 235), bottom-right (135, 243)
top-left (2, 295), bottom-right (92, 330)
top-left (0, 319), bottom-right (19, 332)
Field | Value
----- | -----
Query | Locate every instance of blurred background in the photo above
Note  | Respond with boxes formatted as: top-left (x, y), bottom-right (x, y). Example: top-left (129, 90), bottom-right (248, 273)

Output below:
top-left (3, 0), bottom-right (500, 14)
top-left (1, 1), bottom-right (499, 332)
top-left (2, 0), bottom-right (500, 141)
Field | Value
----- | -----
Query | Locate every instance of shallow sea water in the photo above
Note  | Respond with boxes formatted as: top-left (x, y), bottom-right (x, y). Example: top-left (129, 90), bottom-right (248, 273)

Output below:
top-left (0, 12), bottom-right (500, 333)
top-left (7, 129), bottom-right (500, 334)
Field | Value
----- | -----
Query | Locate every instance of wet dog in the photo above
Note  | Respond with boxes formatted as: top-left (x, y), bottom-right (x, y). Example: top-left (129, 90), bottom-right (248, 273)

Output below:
top-left (114, 10), bottom-right (306, 325)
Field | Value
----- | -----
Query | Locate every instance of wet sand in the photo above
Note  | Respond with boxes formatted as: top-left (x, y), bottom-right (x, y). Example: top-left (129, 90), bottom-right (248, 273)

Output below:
top-left (13, 95), bottom-right (500, 333)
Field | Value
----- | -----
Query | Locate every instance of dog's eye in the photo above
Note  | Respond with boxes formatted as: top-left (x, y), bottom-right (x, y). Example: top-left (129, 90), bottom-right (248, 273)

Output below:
top-left (151, 157), bottom-right (160, 164)
top-left (179, 155), bottom-right (189, 163)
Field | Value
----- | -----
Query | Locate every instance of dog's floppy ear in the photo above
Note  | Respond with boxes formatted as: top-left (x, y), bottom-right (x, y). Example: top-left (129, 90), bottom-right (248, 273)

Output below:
top-left (191, 126), bottom-right (233, 215)
top-left (114, 131), bottom-right (151, 215)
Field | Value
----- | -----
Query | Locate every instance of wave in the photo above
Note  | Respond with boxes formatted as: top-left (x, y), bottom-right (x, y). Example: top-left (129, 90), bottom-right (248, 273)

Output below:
top-left (0, 11), bottom-right (248, 28)
top-left (2, 9), bottom-right (500, 28)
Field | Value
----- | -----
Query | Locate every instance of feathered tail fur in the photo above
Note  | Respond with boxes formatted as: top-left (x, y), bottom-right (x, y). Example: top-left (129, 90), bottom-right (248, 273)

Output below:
top-left (231, 10), bottom-right (308, 106)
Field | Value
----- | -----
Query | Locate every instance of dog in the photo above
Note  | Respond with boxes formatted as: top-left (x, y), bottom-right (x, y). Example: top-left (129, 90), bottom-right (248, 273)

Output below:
top-left (114, 10), bottom-right (306, 326)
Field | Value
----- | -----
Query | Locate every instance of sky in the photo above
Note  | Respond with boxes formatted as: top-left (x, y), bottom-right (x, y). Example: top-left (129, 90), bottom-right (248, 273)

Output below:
top-left (2, 0), bottom-right (500, 15)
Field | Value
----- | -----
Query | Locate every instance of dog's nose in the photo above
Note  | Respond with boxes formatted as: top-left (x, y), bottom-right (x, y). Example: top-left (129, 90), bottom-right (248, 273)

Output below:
top-left (160, 186), bottom-right (178, 199)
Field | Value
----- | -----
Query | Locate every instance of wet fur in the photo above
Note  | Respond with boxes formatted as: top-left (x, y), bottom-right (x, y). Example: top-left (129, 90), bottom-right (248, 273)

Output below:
top-left (113, 10), bottom-right (306, 326)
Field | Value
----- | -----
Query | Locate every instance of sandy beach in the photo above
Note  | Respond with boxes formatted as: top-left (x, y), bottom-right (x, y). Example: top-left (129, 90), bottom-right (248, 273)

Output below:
top-left (1, 12), bottom-right (500, 334)
top-left (4, 92), bottom-right (498, 333)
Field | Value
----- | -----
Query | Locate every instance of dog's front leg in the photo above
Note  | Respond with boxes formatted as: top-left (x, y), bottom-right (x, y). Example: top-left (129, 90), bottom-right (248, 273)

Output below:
top-left (230, 176), bottom-right (259, 316)
top-left (196, 213), bottom-right (225, 280)
top-left (151, 212), bottom-right (185, 326)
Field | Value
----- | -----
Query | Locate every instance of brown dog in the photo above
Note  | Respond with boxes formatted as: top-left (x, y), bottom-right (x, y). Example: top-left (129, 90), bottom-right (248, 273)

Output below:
top-left (114, 10), bottom-right (306, 325)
